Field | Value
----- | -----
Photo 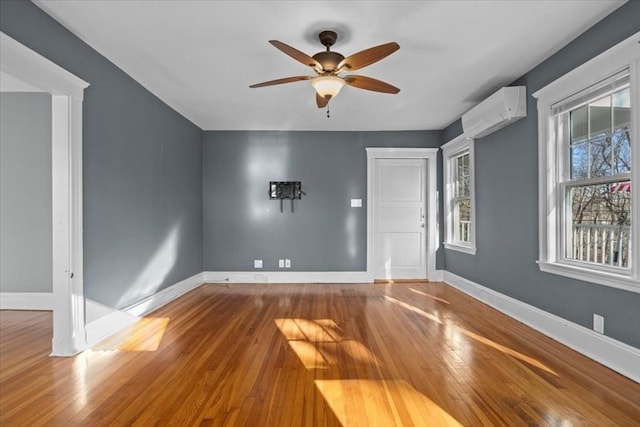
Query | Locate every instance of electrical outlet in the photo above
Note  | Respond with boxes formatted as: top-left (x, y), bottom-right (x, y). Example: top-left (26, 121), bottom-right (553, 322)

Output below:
top-left (285, 259), bottom-right (291, 268)
top-left (278, 259), bottom-right (285, 268)
top-left (593, 314), bottom-right (604, 334)
top-left (254, 259), bottom-right (263, 269)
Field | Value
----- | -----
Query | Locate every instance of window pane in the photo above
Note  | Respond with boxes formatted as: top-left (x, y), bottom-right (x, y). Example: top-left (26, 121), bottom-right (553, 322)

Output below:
top-left (454, 198), bottom-right (471, 242)
top-left (589, 96), bottom-right (612, 138)
top-left (454, 153), bottom-right (470, 198)
top-left (570, 143), bottom-right (588, 180)
top-left (589, 133), bottom-right (612, 178)
top-left (613, 128), bottom-right (631, 174)
top-left (570, 105), bottom-right (588, 143)
top-left (567, 181), bottom-right (631, 267)
top-left (613, 88), bottom-right (630, 129)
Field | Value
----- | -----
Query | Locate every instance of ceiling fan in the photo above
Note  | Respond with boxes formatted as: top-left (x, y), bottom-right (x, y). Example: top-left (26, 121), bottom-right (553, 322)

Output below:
top-left (249, 30), bottom-right (400, 108)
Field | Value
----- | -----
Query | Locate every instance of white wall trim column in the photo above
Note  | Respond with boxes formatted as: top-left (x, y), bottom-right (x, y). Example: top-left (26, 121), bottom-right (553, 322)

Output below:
top-left (1, 32), bottom-right (89, 356)
top-left (366, 147), bottom-right (440, 283)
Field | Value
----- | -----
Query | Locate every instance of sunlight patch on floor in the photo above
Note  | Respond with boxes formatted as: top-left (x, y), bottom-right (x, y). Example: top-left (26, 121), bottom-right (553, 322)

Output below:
top-left (275, 318), bottom-right (380, 370)
top-left (93, 317), bottom-right (169, 352)
top-left (287, 341), bottom-right (331, 370)
top-left (315, 379), bottom-right (463, 427)
top-left (386, 296), bottom-right (558, 376)
top-left (460, 329), bottom-right (557, 376)
top-left (408, 287), bottom-right (451, 304)
top-left (384, 295), bottom-right (442, 324)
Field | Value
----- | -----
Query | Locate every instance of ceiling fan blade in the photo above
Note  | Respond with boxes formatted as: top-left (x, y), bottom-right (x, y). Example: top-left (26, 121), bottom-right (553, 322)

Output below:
top-left (344, 75), bottom-right (400, 94)
top-left (316, 92), bottom-right (329, 108)
top-left (269, 40), bottom-right (322, 69)
top-left (337, 42), bottom-right (399, 72)
top-left (249, 76), bottom-right (312, 88)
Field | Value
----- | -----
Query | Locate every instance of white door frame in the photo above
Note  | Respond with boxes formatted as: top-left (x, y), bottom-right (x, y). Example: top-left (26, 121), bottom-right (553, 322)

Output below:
top-left (1, 32), bottom-right (89, 356)
top-left (366, 147), bottom-right (439, 282)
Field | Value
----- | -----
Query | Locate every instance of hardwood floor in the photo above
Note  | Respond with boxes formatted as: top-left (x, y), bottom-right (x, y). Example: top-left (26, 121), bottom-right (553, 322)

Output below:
top-left (1, 282), bottom-right (639, 426)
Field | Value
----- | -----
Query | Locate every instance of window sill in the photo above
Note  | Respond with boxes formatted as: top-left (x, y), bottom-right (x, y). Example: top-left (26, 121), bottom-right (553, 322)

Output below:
top-left (444, 242), bottom-right (477, 255)
top-left (537, 261), bottom-right (639, 294)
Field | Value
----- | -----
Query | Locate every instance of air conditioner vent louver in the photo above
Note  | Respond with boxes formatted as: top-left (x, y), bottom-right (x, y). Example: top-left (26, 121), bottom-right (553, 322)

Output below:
top-left (462, 86), bottom-right (527, 138)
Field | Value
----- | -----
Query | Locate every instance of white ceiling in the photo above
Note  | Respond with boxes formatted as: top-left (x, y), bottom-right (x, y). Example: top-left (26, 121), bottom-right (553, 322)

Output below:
top-left (33, 0), bottom-right (625, 131)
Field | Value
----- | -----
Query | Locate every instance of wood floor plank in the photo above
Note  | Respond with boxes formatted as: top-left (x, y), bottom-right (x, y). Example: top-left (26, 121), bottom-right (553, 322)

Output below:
top-left (1, 282), bottom-right (639, 426)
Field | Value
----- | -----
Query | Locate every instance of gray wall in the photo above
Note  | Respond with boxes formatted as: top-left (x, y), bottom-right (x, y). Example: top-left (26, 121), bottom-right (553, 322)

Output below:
top-left (0, 0), bottom-right (203, 309)
top-left (203, 131), bottom-right (442, 271)
top-left (0, 92), bottom-right (52, 293)
top-left (442, 1), bottom-right (640, 349)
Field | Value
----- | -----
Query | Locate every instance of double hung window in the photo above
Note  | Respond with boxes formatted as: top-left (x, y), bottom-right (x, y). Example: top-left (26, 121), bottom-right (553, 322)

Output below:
top-left (534, 34), bottom-right (639, 291)
top-left (443, 136), bottom-right (476, 254)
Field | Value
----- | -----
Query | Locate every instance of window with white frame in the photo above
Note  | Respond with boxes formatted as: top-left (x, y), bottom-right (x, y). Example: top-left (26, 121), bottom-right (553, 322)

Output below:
top-left (534, 32), bottom-right (639, 292)
top-left (443, 135), bottom-right (476, 254)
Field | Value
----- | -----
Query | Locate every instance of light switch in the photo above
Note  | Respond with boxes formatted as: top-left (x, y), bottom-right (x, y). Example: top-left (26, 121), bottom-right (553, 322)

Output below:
top-left (351, 199), bottom-right (362, 207)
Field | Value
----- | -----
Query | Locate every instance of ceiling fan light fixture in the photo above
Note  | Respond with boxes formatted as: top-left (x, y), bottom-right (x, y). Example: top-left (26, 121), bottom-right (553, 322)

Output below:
top-left (311, 76), bottom-right (345, 99)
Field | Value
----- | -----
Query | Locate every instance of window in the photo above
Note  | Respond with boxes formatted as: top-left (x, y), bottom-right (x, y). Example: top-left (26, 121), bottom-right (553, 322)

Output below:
top-left (534, 32), bottom-right (639, 292)
top-left (443, 135), bottom-right (476, 254)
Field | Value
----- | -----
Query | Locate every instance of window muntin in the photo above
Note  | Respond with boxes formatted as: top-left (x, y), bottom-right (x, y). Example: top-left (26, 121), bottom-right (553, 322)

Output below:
top-left (556, 76), bottom-right (632, 270)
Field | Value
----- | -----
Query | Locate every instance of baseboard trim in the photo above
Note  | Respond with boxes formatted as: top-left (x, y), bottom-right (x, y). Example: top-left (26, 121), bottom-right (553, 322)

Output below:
top-left (443, 271), bottom-right (640, 383)
top-left (85, 272), bottom-right (205, 346)
top-left (125, 272), bottom-right (206, 317)
top-left (203, 271), bottom-right (371, 284)
top-left (430, 269), bottom-right (444, 282)
top-left (0, 292), bottom-right (53, 310)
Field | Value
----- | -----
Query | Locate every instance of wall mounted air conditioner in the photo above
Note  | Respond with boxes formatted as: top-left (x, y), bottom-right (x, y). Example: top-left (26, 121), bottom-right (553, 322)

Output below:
top-left (461, 86), bottom-right (526, 138)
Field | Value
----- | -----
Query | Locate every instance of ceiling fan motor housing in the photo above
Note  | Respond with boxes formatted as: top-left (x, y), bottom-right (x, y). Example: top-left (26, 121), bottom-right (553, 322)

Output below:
top-left (312, 51), bottom-right (345, 73)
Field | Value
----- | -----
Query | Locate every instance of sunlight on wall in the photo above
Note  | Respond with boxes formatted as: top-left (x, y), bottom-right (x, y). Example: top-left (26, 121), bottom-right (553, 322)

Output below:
top-left (244, 143), bottom-right (290, 222)
top-left (116, 221), bottom-right (182, 308)
top-left (345, 211), bottom-right (358, 260)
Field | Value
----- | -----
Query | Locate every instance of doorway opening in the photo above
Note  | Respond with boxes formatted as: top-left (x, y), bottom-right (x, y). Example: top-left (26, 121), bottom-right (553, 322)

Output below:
top-left (1, 32), bottom-right (89, 355)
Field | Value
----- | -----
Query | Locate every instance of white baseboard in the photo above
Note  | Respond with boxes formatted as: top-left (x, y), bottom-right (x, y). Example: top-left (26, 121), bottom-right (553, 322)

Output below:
top-left (443, 271), bottom-right (640, 383)
top-left (125, 272), bottom-right (206, 317)
top-left (430, 270), bottom-right (444, 282)
top-left (84, 302), bottom-right (138, 347)
top-left (85, 272), bottom-right (205, 346)
top-left (0, 292), bottom-right (53, 310)
top-left (203, 271), bottom-right (370, 284)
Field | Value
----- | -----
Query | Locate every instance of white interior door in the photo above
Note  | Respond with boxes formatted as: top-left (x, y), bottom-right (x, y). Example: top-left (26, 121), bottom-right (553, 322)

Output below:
top-left (374, 158), bottom-right (427, 280)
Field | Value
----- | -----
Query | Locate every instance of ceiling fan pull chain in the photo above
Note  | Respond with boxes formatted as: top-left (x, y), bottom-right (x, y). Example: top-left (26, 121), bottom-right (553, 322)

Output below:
top-left (326, 105), bottom-right (330, 118)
